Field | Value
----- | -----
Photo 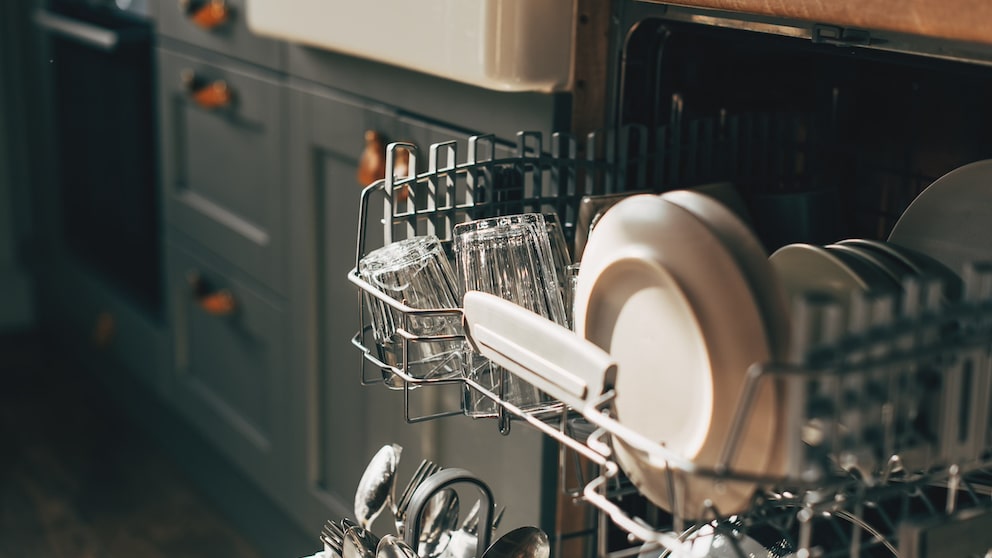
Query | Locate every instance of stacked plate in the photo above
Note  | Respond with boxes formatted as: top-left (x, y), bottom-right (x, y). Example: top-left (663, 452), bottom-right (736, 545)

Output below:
top-left (573, 191), bottom-right (791, 518)
top-left (770, 153), bottom-right (982, 321)
top-left (768, 159), bottom-right (988, 326)
top-left (770, 239), bottom-right (963, 315)
top-left (888, 159), bottom-right (992, 280)
top-left (569, 158), bottom-right (988, 518)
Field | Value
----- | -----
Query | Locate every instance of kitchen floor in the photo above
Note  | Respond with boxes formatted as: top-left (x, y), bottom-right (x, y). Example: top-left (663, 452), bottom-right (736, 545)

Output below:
top-left (0, 331), bottom-right (264, 558)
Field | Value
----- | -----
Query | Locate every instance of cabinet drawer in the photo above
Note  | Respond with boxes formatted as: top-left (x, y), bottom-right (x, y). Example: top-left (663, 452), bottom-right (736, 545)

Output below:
top-left (167, 243), bottom-right (287, 490)
top-left (158, 48), bottom-right (286, 293)
top-left (156, 0), bottom-right (284, 70)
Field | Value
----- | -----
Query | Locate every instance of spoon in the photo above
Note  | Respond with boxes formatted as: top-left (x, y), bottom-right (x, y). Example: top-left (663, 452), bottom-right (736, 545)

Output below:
top-left (435, 499), bottom-right (481, 558)
top-left (355, 444), bottom-right (402, 530)
top-left (376, 534), bottom-right (419, 558)
top-left (481, 526), bottom-right (549, 558)
top-left (417, 488), bottom-right (460, 557)
top-left (343, 525), bottom-right (382, 558)
top-left (436, 499), bottom-right (505, 558)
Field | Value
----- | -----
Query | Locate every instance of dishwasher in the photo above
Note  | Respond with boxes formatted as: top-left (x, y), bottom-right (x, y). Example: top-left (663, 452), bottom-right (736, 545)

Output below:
top-left (343, 2), bottom-right (992, 557)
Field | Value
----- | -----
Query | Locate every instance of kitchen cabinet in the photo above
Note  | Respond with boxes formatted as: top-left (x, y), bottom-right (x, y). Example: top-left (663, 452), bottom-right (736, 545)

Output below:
top-left (154, 11), bottom-right (297, 518)
top-left (153, 33), bottom-right (556, 542)
top-left (33, 0), bottom-right (564, 547)
top-left (165, 238), bottom-right (291, 501)
top-left (155, 0), bottom-right (286, 71)
top-left (157, 47), bottom-right (288, 295)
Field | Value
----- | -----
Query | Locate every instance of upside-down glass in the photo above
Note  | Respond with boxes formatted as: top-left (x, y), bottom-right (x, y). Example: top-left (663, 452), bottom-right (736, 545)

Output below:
top-left (543, 212), bottom-right (573, 294)
top-left (358, 235), bottom-right (466, 387)
top-left (453, 213), bottom-right (567, 416)
top-left (563, 262), bottom-right (581, 331)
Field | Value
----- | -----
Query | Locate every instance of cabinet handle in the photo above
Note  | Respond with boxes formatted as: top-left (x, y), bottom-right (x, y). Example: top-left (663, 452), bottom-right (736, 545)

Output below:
top-left (181, 69), bottom-right (233, 110)
top-left (179, 0), bottom-right (230, 30)
top-left (358, 130), bottom-right (411, 201)
top-left (91, 311), bottom-right (117, 348)
top-left (187, 270), bottom-right (237, 316)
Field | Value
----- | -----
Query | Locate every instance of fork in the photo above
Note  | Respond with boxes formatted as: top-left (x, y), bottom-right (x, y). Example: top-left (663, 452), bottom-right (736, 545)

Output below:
top-left (393, 458), bottom-right (441, 536)
top-left (319, 518), bottom-right (350, 557)
top-left (461, 500), bottom-right (506, 536)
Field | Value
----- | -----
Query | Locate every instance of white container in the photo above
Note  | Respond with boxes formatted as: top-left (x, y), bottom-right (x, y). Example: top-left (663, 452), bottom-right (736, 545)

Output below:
top-left (245, 0), bottom-right (575, 92)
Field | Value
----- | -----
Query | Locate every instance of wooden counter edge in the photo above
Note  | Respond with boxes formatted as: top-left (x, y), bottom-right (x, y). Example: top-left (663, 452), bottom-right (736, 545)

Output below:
top-left (657, 0), bottom-right (992, 47)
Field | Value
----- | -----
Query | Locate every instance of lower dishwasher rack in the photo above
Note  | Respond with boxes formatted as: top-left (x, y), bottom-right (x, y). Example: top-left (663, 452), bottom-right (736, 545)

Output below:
top-left (346, 129), bottom-right (992, 558)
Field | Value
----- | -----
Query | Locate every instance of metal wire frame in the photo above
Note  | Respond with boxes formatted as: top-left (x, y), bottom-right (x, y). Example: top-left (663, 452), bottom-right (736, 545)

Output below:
top-left (349, 259), bottom-right (992, 556)
top-left (347, 129), bottom-right (992, 556)
top-left (348, 128), bottom-right (656, 425)
top-left (347, 120), bottom-right (810, 422)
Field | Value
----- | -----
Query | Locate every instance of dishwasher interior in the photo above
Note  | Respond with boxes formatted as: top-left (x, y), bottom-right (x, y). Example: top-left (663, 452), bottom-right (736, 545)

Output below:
top-left (346, 4), bottom-right (992, 557)
top-left (609, 10), bottom-right (992, 252)
top-left (597, 7), bottom-right (992, 556)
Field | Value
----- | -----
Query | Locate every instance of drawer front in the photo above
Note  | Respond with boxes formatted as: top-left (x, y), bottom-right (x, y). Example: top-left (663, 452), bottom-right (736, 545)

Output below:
top-left (156, 0), bottom-right (284, 70)
top-left (167, 242), bottom-right (286, 489)
top-left (159, 48), bottom-right (286, 293)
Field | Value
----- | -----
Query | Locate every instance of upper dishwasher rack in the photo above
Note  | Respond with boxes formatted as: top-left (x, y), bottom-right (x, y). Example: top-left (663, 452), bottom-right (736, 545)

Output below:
top-left (346, 128), bottom-right (992, 558)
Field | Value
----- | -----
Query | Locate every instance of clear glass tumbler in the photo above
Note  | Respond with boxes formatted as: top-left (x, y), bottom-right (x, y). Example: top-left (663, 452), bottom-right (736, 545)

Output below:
top-left (453, 213), bottom-right (567, 416)
top-left (359, 235), bottom-right (466, 387)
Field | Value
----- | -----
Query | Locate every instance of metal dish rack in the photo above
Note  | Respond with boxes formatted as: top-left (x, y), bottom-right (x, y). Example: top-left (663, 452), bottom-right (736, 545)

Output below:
top-left (347, 129), bottom-right (992, 558)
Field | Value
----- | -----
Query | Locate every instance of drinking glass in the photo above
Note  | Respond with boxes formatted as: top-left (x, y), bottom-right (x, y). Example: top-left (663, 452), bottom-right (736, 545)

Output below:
top-left (453, 213), bottom-right (567, 415)
top-left (563, 262), bottom-right (581, 331)
top-left (544, 212), bottom-right (573, 296)
top-left (359, 235), bottom-right (466, 386)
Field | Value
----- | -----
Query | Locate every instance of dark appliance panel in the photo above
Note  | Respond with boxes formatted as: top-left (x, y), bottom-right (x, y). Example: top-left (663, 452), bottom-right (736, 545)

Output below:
top-left (39, 2), bottom-right (161, 316)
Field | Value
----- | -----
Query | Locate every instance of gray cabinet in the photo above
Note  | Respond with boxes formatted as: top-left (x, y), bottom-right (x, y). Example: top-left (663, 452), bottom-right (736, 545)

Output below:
top-left (155, 0), bottom-right (285, 71)
top-left (32, 0), bottom-right (562, 546)
top-left (165, 239), bottom-right (290, 498)
top-left (158, 47), bottom-right (288, 294)
top-left (282, 83), bottom-right (413, 527)
top-left (156, 44), bottom-right (294, 508)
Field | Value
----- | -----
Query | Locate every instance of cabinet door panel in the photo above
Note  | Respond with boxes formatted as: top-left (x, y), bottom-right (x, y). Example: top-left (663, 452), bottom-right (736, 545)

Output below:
top-left (159, 48), bottom-right (286, 293)
top-left (168, 241), bottom-right (287, 493)
top-left (156, 0), bottom-right (284, 70)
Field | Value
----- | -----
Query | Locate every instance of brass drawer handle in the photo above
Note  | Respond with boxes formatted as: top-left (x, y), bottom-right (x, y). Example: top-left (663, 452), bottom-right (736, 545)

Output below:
top-left (187, 270), bottom-right (237, 316)
top-left (91, 311), bottom-right (117, 348)
top-left (358, 130), bottom-right (411, 201)
top-left (179, 0), bottom-right (230, 30)
top-left (181, 69), bottom-right (233, 110)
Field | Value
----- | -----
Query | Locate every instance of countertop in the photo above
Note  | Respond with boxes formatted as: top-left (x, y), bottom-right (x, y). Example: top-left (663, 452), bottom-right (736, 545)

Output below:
top-left (663, 0), bottom-right (992, 46)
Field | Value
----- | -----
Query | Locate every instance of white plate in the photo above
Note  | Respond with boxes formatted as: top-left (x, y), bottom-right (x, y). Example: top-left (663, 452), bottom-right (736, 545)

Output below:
top-left (661, 190), bottom-right (789, 361)
top-left (822, 244), bottom-right (902, 291)
top-left (889, 159), bottom-right (992, 278)
top-left (837, 238), bottom-right (963, 301)
top-left (833, 239), bottom-right (916, 286)
top-left (686, 182), bottom-right (753, 227)
top-left (769, 243), bottom-right (896, 325)
top-left (574, 194), bottom-right (777, 516)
